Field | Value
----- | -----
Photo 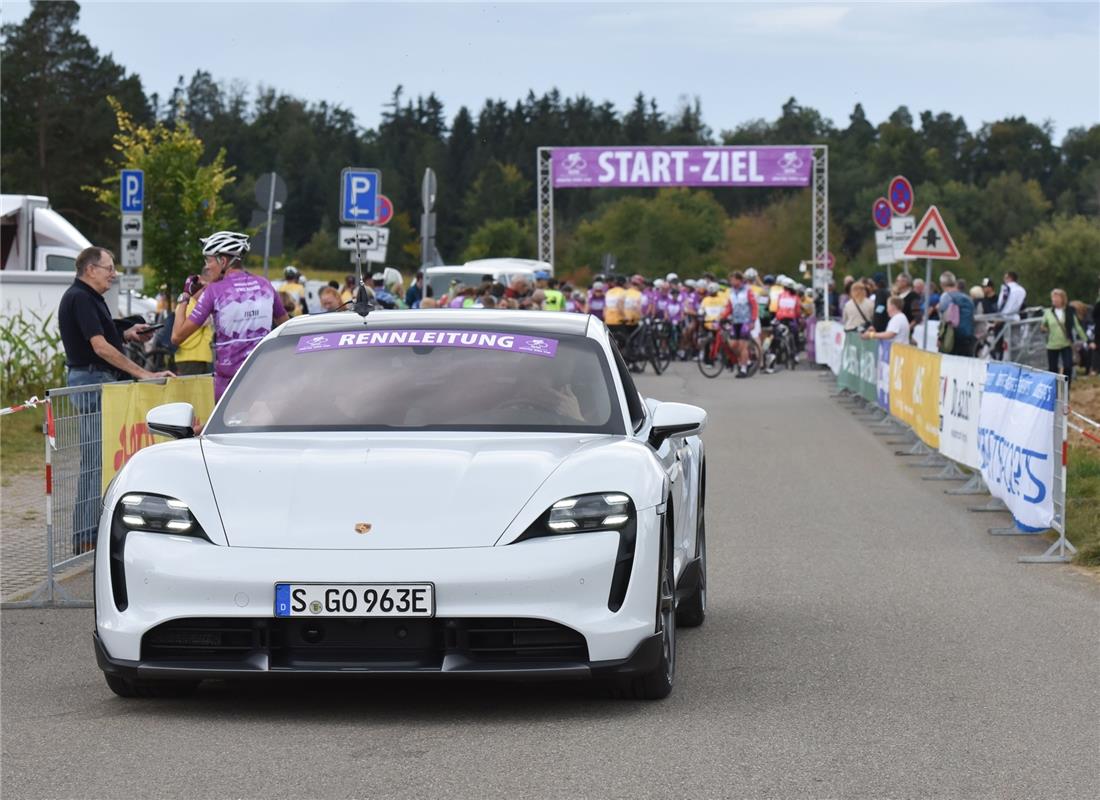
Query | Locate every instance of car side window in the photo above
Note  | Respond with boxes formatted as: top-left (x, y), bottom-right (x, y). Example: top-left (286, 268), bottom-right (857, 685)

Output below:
top-left (611, 344), bottom-right (646, 432)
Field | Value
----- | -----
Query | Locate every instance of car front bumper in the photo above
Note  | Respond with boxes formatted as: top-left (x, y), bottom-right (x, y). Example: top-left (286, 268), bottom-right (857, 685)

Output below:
top-left (95, 516), bottom-right (662, 672)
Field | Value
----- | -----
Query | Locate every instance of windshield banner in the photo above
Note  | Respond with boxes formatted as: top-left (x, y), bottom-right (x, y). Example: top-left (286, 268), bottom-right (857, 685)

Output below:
top-left (551, 146), bottom-right (813, 188)
top-left (296, 330), bottom-right (558, 358)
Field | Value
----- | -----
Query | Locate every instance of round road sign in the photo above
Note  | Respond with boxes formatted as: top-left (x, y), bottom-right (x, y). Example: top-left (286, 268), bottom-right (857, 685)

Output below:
top-left (375, 195), bottom-right (394, 226)
top-left (888, 176), bottom-right (914, 216)
top-left (872, 197), bottom-right (892, 229)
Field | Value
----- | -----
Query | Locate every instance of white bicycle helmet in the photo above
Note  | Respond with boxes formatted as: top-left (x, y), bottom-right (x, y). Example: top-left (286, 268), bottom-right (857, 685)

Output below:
top-left (200, 230), bottom-right (251, 259)
top-left (744, 267), bottom-right (758, 280)
top-left (665, 272), bottom-right (679, 282)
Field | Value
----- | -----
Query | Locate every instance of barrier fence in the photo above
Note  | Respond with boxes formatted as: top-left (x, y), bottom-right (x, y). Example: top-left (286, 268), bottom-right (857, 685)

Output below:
top-left (2, 375), bottom-right (214, 608)
top-left (818, 323), bottom-right (1075, 563)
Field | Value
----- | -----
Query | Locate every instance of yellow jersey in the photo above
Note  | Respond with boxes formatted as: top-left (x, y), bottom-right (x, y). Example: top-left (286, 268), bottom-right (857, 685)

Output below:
top-left (768, 285), bottom-right (783, 314)
top-left (604, 287), bottom-right (626, 325)
top-left (283, 282), bottom-right (306, 316)
top-left (623, 288), bottom-right (643, 324)
top-left (175, 295), bottom-right (213, 363)
top-left (700, 295), bottom-right (726, 331)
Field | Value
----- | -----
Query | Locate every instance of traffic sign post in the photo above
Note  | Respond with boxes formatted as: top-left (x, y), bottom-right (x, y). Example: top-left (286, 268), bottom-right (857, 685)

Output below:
top-left (119, 169), bottom-right (144, 314)
top-left (873, 197), bottom-right (892, 229)
top-left (255, 171), bottom-right (287, 278)
top-left (340, 168), bottom-right (381, 224)
top-left (888, 175), bottom-right (914, 216)
top-left (902, 205), bottom-right (961, 350)
top-left (338, 226), bottom-right (390, 252)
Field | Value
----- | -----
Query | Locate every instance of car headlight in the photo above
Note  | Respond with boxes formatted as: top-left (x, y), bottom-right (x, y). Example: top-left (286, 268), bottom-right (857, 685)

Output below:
top-left (118, 493), bottom-right (207, 538)
top-left (514, 492), bottom-right (635, 542)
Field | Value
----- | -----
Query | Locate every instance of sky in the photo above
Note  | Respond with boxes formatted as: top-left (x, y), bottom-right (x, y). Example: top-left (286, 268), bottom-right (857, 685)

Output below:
top-left (4, 1), bottom-right (1099, 139)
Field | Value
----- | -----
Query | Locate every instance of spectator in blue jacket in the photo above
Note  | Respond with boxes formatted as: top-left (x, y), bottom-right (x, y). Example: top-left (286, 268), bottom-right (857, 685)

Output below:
top-left (937, 272), bottom-right (976, 356)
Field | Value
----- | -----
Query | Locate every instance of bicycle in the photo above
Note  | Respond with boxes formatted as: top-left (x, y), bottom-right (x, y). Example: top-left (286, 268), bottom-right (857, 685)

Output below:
top-left (696, 321), bottom-right (762, 379)
top-left (614, 318), bottom-right (666, 375)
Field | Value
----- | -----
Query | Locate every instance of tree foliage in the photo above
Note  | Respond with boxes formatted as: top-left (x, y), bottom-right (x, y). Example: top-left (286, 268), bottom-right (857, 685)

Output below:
top-left (1002, 216), bottom-right (1100, 304)
top-left (87, 98), bottom-right (236, 293)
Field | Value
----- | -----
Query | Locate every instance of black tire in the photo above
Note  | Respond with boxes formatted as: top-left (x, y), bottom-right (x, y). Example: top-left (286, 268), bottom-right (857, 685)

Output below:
top-left (743, 338), bottom-right (763, 378)
top-left (613, 516), bottom-right (676, 700)
top-left (677, 499), bottom-right (707, 628)
top-left (654, 332), bottom-right (672, 374)
top-left (105, 674), bottom-right (199, 699)
top-left (697, 335), bottom-right (724, 378)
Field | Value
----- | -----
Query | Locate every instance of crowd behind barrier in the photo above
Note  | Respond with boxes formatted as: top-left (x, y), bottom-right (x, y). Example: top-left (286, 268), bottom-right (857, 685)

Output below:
top-left (818, 323), bottom-right (1075, 563)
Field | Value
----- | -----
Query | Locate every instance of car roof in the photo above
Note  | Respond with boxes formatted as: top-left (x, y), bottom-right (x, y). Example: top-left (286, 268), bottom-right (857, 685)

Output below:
top-left (276, 309), bottom-right (593, 338)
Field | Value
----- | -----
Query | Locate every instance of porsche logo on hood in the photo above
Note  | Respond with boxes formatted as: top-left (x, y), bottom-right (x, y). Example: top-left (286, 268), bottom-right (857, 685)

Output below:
top-left (354, 523), bottom-right (372, 534)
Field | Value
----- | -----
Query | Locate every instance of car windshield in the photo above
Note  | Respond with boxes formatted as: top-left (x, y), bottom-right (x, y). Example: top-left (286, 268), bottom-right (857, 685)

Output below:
top-left (205, 327), bottom-right (623, 434)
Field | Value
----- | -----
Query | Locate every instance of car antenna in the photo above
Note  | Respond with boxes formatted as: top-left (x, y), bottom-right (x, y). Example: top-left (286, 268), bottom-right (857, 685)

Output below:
top-left (351, 223), bottom-right (374, 319)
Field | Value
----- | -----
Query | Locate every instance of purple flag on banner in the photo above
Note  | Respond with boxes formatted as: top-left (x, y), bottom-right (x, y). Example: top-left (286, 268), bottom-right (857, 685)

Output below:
top-left (550, 146), bottom-right (812, 188)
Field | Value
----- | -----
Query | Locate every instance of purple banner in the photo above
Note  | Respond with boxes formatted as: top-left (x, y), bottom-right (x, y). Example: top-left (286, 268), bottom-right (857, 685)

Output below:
top-left (296, 329), bottom-right (558, 358)
top-left (551, 146), bottom-right (812, 188)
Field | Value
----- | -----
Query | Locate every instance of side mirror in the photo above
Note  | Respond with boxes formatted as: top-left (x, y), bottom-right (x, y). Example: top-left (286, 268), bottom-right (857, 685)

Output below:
top-left (147, 402), bottom-right (195, 440)
top-left (649, 402), bottom-right (707, 448)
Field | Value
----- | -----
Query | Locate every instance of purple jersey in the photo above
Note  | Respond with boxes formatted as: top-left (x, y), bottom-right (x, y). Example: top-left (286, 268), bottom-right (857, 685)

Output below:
top-left (189, 270), bottom-right (282, 399)
top-left (587, 291), bottom-right (605, 320)
top-left (654, 293), bottom-right (670, 320)
top-left (666, 295), bottom-right (685, 324)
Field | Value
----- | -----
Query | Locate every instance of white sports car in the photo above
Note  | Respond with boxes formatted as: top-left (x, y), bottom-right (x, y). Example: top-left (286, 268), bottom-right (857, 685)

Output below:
top-left (95, 309), bottom-right (708, 700)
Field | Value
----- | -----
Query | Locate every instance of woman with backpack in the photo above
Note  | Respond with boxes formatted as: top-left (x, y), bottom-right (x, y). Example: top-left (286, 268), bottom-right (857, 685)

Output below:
top-left (1040, 288), bottom-right (1086, 388)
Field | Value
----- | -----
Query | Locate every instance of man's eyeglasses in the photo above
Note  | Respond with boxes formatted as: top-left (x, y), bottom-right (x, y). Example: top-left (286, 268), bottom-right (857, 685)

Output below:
top-left (90, 262), bottom-right (117, 273)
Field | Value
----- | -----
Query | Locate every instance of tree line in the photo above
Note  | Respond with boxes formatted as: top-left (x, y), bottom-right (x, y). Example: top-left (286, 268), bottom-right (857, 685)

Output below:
top-left (3, 1), bottom-right (1098, 300)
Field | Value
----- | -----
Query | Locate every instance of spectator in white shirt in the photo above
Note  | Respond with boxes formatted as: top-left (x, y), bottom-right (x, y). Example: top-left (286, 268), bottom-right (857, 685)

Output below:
top-left (862, 296), bottom-right (910, 344)
top-left (997, 271), bottom-right (1027, 320)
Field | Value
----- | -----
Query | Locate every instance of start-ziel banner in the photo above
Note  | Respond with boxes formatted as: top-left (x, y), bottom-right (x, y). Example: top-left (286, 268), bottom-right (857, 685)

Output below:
top-left (550, 146), bottom-right (813, 188)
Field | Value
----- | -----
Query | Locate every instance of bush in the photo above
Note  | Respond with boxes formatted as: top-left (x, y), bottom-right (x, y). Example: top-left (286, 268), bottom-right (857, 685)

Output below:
top-left (0, 311), bottom-right (66, 405)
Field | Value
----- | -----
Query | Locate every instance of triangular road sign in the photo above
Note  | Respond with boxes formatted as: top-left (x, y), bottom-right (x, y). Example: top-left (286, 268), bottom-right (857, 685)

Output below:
top-left (903, 205), bottom-right (960, 260)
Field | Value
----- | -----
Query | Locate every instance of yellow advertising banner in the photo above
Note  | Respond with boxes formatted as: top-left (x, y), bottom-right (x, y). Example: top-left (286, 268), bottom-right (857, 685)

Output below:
top-left (888, 344), bottom-right (941, 449)
top-left (100, 376), bottom-right (215, 491)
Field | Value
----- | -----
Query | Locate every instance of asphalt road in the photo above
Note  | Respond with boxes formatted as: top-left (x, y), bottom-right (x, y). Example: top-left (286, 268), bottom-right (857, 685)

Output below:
top-left (3, 364), bottom-right (1098, 799)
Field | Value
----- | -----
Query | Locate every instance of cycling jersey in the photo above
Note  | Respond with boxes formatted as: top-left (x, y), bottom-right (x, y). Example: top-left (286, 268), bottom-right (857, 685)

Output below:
top-left (604, 287), bottom-right (626, 325)
top-left (542, 288), bottom-right (565, 311)
top-left (188, 270), bottom-right (282, 399)
top-left (623, 288), bottom-right (644, 325)
top-left (768, 285), bottom-right (783, 314)
top-left (723, 285), bottom-right (759, 325)
top-left (666, 295), bottom-right (685, 324)
top-left (775, 291), bottom-right (800, 321)
top-left (700, 295), bottom-right (726, 331)
top-left (282, 281), bottom-right (307, 316)
top-left (587, 291), bottom-right (606, 320)
top-left (654, 292), bottom-right (670, 320)
top-left (752, 285), bottom-right (772, 321)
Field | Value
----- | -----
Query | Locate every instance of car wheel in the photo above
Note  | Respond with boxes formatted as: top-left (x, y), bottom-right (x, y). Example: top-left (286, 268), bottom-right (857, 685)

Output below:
top-left (614, 517), bottom-right (676, 700)
top-left (105, 674), bottom-right (199, 699)
top-left (676, 502), bottom-right (707, 628)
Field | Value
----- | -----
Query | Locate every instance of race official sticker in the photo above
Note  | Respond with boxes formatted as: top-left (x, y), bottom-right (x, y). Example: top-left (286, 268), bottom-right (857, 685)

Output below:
top-left (296, 329), bottom-right (558, 358)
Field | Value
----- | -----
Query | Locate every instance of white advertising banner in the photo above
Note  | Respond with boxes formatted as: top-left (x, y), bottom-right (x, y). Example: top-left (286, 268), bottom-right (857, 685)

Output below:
top-left (814, 320), bottom-right (844, 374)
top-left (977, 362), bottom-right (1060, 532)
top-left (937, 355), bottom-right (987, 470)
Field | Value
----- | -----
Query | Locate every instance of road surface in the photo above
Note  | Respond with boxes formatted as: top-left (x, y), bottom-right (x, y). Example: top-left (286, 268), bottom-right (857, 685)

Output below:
top-left (3, 365), bottom-right (1098, 799)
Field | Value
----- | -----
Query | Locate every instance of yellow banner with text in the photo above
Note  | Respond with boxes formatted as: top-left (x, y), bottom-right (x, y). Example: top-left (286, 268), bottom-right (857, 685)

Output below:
top-left (100, 377), bottom-right (215, 492)
top-left (888, 344), bottom-right (941, 449)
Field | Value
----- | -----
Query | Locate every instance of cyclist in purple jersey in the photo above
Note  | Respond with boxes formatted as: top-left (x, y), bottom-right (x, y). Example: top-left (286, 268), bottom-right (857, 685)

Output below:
top-left (172, 231), bottom-right (289, 400)
top-left (587, 281), bottom-right (607, 320)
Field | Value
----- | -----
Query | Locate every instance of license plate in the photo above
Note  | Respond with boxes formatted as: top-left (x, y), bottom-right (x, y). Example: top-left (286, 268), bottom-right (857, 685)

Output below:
top-left (274, 583), bottom-right (434, 618)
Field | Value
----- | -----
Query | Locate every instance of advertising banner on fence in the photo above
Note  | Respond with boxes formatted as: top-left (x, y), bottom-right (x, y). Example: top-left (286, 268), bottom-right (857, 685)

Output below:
top-left (877, 341), bottom-right (891, 411)
top-left (100, 377), bottom-right (215, 491)
top-left (838, 332), bottom-right (878, 403)
top-left (815, 320), bottom-right (843, 374)
top-left (977, 363), bottom-right (1059, 531)
top-left (888, 344), bottom-right (941, 448)
top-left (550, 146), bottom-right (812, 188)
top-left (938, 354), bottom-right (987, 470)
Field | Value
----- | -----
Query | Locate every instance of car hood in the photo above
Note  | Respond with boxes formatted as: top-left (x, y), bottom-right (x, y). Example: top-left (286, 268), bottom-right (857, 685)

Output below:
top-left (200, 432), bottom-right (607, 549)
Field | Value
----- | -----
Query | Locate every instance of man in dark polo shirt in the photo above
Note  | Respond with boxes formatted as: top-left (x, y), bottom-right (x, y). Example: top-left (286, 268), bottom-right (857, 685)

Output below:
top-left (58, 246), bottom-right (173, 553)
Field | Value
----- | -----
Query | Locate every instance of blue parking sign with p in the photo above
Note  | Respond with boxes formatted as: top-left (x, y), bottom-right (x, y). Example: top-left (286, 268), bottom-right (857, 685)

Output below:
top-left (340, 168), bottom-right (381, 224)
top-left (120, 169), bottom-right (144, 213)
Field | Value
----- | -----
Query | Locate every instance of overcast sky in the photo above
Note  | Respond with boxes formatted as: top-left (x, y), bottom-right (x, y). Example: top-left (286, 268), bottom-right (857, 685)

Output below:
top-left (5, 1), bottom-right (1098, 139)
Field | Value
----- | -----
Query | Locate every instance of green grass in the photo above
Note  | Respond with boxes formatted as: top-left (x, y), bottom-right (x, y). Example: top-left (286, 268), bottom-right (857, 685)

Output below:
top-left (0, 407), bottom-right (45, 483)
top-left (1066, 446), bottom-right (1100, 566)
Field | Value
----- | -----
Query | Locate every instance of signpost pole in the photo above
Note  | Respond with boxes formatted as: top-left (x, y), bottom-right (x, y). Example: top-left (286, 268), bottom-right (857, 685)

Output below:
top-left (922, 258), bottom-right (933, 350)
top-left (263, 171), bottom-right (276, 279)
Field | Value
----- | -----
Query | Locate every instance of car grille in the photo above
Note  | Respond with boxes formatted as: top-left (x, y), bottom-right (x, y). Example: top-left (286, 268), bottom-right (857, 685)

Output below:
top-left (140, 617), bottom-right (589, 669)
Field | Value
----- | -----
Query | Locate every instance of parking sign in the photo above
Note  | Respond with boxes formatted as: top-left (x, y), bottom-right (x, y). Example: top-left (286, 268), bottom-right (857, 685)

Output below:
top-left (120, 169), bottom-right (144, 213)
top-left (340, 168), bottom-right (381, 224)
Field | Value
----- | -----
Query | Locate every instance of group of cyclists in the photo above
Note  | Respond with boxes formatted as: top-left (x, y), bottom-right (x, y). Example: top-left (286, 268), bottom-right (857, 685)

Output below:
top-left (436, 268), bottom-right (818, 378)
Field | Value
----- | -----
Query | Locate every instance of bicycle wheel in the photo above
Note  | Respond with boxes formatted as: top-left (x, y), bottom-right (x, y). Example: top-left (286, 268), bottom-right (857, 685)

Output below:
top-left (743, 339), bottom-right (763, 377)
top-left (654, 329), bottom-right (672, 374)
top-left (696, 334), bottom-right (724, 378)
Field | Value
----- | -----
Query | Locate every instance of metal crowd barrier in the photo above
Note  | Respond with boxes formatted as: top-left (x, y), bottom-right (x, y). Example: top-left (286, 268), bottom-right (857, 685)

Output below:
top-left (974, 308), bottom-right (1047, 368)
top-left (4, 384), bottom-right (101, 608)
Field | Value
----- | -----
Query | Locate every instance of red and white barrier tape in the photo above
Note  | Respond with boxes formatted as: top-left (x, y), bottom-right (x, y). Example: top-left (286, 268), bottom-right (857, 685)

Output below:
top-left (0, 395), bottom-right (46, 416)
top-left (1068, 420), bottom-right (1100, 446)
top-left (1069, 408), bottom-right (1099, 430)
